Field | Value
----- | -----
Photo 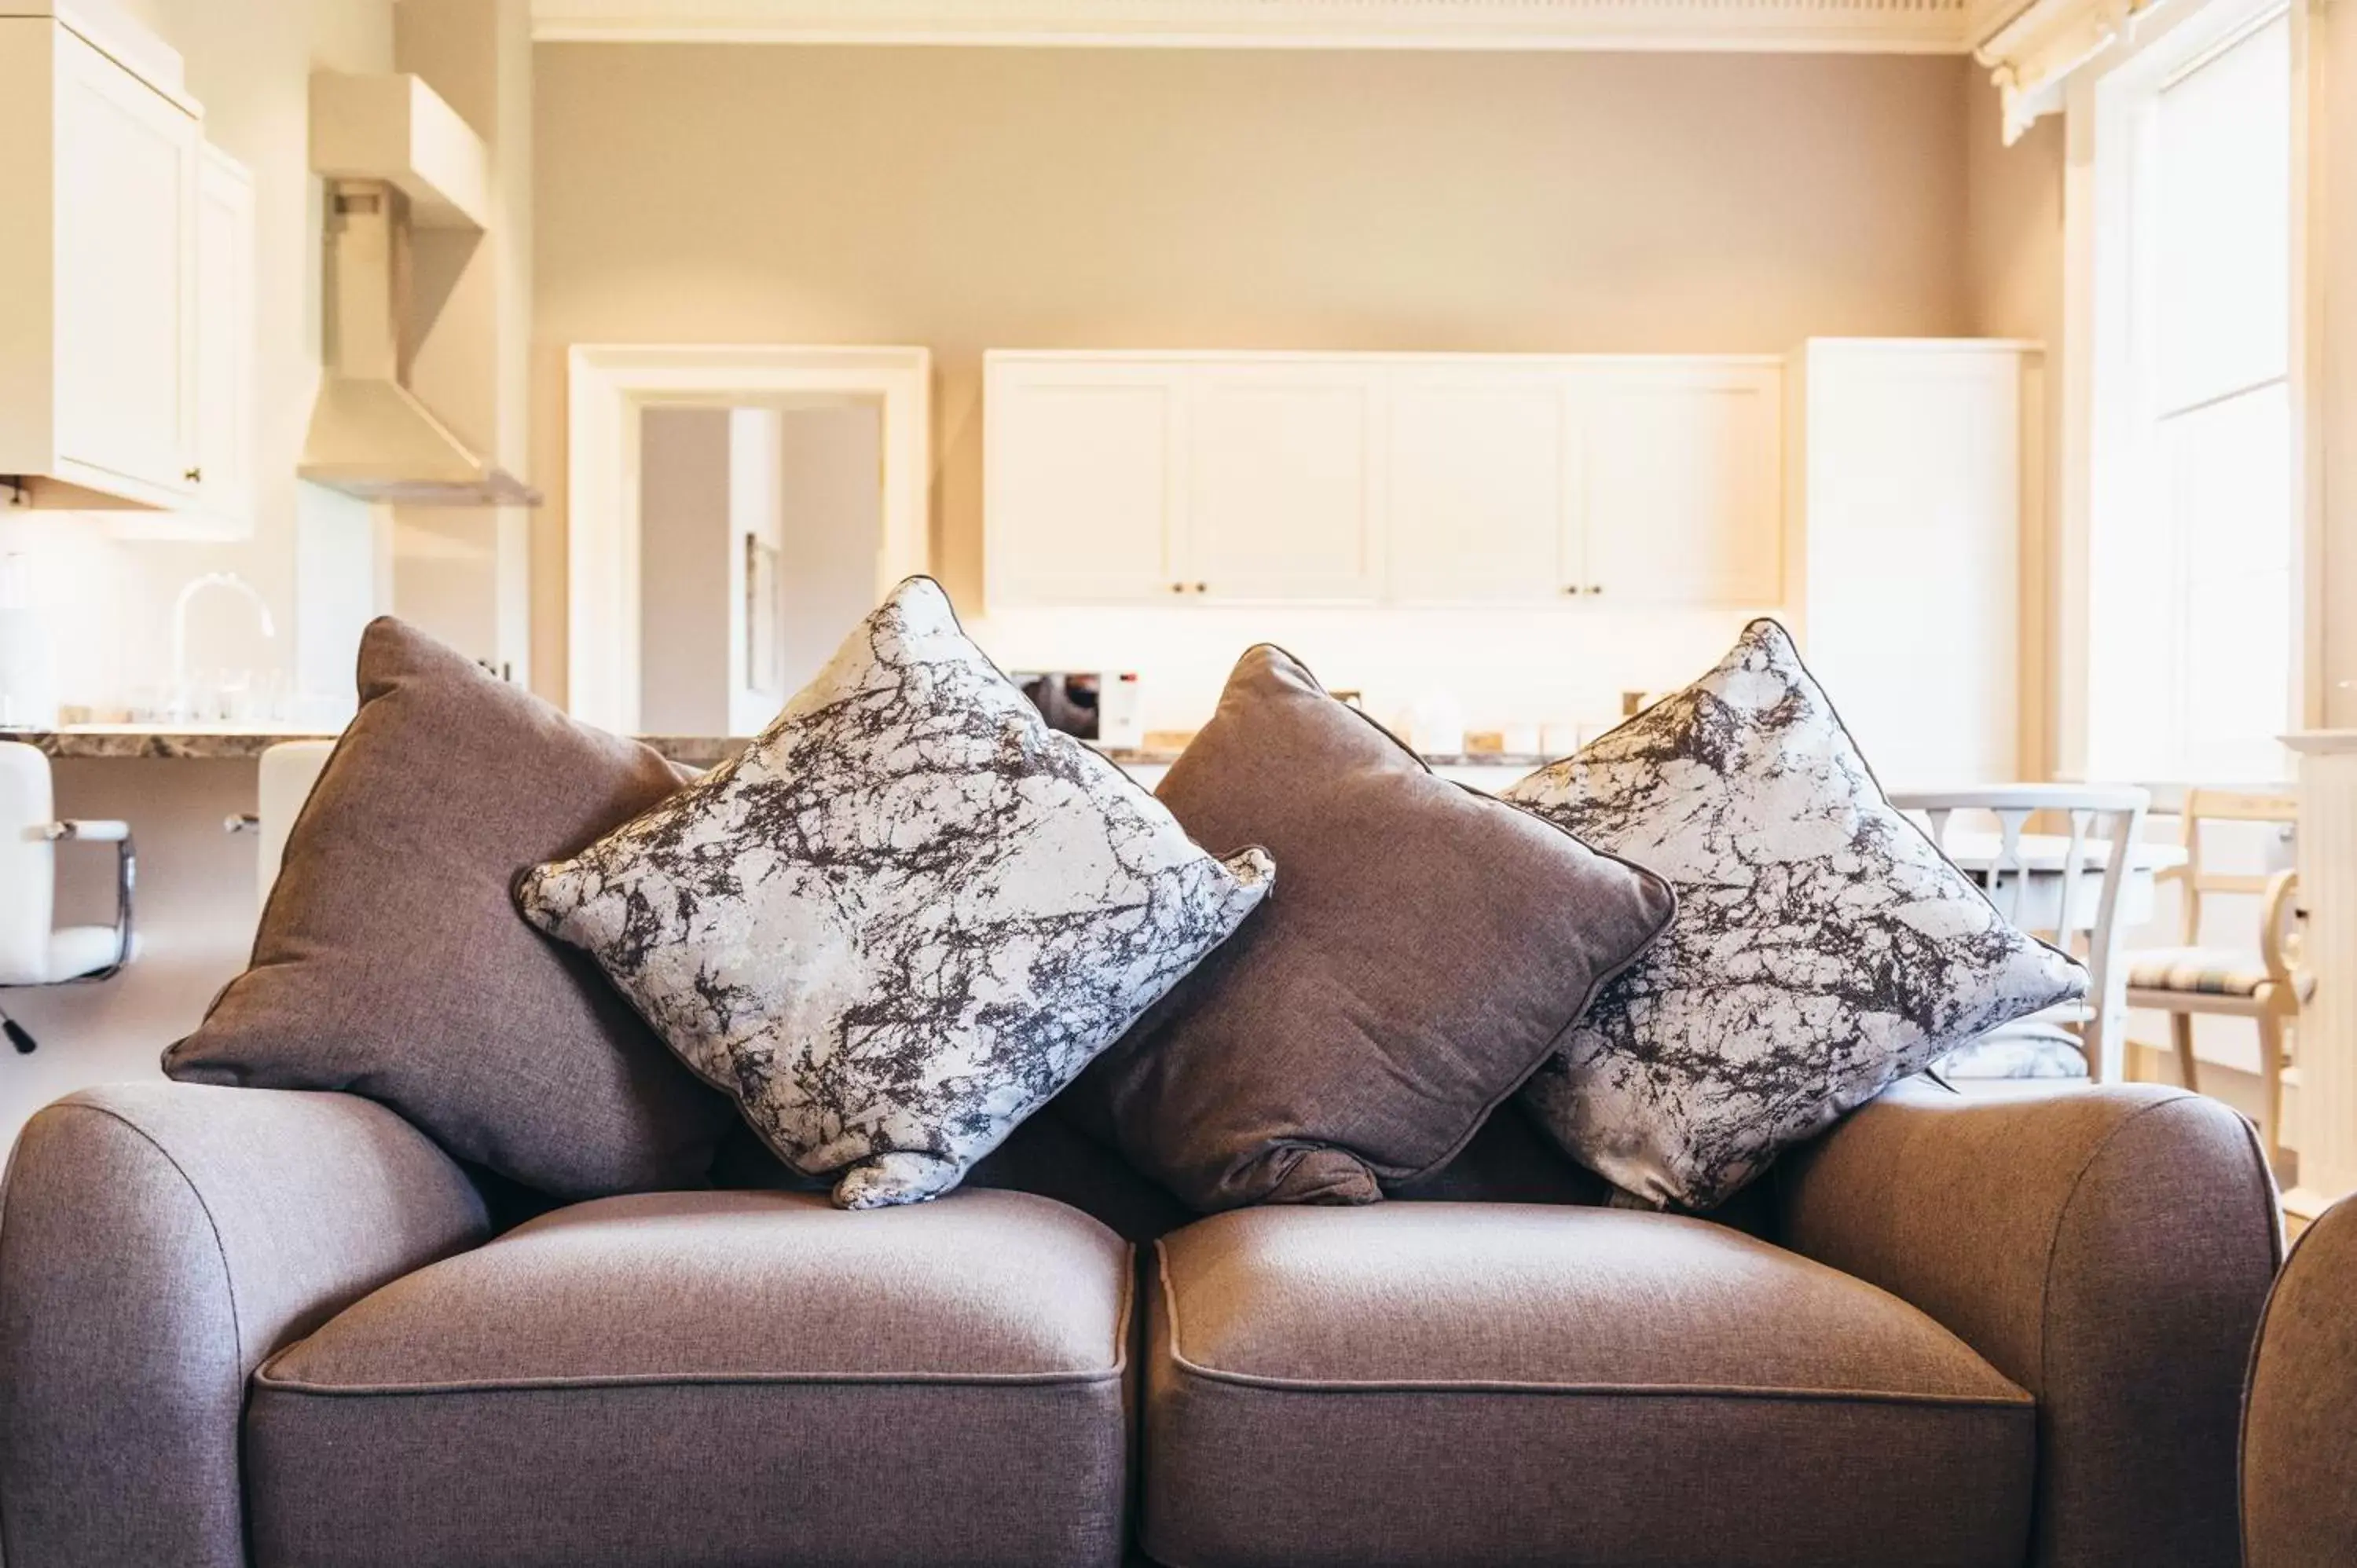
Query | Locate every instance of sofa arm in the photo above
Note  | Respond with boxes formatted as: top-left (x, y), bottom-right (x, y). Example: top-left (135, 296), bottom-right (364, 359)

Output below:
top-left (0, 1083), bottom-right (491, 1568)
top-left (1775, 1079), bottom-right (2281, 1568)
top-left (2242, 1191), bottom-right (2357, 1566)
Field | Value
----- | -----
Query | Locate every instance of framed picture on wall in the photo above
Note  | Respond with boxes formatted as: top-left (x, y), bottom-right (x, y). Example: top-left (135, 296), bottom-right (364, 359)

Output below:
top-left (745, 537), bottom-right (782, 694)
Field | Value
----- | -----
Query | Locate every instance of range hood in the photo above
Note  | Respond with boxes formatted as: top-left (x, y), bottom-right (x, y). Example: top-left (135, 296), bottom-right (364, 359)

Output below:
top-left (300, 74), bottom-right (537, 507)
top-left (300, 182), bottom-right (537, 506)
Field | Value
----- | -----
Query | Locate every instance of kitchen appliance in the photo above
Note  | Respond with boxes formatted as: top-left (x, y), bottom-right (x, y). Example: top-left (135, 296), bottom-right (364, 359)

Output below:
top-left (299, 74), bottom-right (537, 507)
top-left (1014, 671), bottom-right (1145, 749)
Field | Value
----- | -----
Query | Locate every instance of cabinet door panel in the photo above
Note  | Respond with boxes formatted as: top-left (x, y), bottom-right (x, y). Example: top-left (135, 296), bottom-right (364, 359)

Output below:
top-left (192, 147), bottom-right (255, 525)
top-left (1387, 378), bottom-right (1575, 603)
top-left (1188, 372), bottom-right (1375, 601)
top-left (1582, 373), bottom-right (1780, 606)
top-left (987, 371), bottom-right (1179, 605)
top-left (1799, 350), bottom-right (2023, 786)
top-left (52, 31), bottom-right (197, 494)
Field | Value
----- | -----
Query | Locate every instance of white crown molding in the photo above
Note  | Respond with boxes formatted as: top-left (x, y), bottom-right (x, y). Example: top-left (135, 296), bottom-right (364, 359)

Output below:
top-left (532, 0), bottom-right (1975, 54)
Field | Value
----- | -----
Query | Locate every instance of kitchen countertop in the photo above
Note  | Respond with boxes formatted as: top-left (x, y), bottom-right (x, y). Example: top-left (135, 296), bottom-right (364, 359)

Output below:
top-left (14, 725), bottom-right (339, 760)
top-left (9, 727), bottom-right (1550, 771)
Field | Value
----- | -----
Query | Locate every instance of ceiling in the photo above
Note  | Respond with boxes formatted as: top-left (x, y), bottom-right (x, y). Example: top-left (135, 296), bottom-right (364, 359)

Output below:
top-left (530, 0), bottom-right (2001, 54)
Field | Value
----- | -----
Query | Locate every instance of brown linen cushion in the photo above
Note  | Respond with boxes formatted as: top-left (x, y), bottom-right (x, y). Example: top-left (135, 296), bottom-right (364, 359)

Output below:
top-left (164, 617), bottom-right (735, 1198)
top-left (1067, 644), bottom-right (1675, 1212)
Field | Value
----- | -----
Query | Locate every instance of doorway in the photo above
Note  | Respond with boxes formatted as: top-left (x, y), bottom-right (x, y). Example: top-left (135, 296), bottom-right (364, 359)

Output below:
top-left (565, 345), bottom-right (930, 734)
top-left (636, 401), bottom-right (884, 736)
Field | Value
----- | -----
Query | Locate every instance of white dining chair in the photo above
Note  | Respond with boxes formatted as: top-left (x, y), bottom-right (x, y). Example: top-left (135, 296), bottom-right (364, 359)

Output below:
top-left (1891, 784), bottom-right (2151, 1086)
top-left (0, 740), bottom-right (135, 1053)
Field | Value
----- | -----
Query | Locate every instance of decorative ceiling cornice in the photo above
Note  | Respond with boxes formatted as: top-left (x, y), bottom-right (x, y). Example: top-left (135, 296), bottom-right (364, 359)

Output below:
top-left (531, 0), bottom-right (1978, 53)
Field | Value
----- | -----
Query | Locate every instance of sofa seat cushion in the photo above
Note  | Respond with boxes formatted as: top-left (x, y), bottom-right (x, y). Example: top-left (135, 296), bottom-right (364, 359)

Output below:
top-left (246, 1189), bottom-right (1133, 1568)
top-left (1145, 1203), bottom-right (2033, 1568)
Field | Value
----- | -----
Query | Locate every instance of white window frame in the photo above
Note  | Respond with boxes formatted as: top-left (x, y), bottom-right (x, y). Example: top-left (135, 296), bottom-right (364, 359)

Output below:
top-left (2055, 0), bottom-right (2316, 784)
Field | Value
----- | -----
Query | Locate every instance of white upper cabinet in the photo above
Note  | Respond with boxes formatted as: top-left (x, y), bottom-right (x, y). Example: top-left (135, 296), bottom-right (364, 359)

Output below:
top-left (985, 350), bottom-right (1786, 610)
top-left (1, 5), bottom-right (248, 526)
top-left (189, 145), bottom-right (256, 528)
top-left (1385, 372), bottom-right (1578, 604)
top-left (1186, 367), bottom-right (1377, 602)
top-left (51, 25), bottom-right (199, 500)
top-left (1578, 365), bottom-right (1783, 606)
top-left (986, 361), bottom-right (1180, 604)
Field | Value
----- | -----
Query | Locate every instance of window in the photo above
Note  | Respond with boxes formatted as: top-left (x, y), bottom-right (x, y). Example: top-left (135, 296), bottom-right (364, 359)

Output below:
top-left (2085, 0), bottom-right (2299, 783)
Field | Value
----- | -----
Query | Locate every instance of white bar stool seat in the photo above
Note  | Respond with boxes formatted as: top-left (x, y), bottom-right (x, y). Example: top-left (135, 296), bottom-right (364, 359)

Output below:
top-left (1, 741), bottom-right (135, 1052)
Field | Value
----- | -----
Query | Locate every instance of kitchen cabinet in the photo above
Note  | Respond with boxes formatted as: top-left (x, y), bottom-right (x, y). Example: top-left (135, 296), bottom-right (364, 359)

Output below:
top-left (191, 145), bottom-right (256, 527)
top-left (0, 2), bottom-right (245, 522)
top-left (1784, 339), bottom-right (2041, 787)
top-left (1186, 365), bottom-right (1378, 602)
top-left (984, 350), bottom-right (1787, 611)
top-left (985, 361), bottom-right (1180, 603)
top-left (987, 357), bottom-right (1381, 604)
top-left (1384, 371), bottom-right (1578, 604)
top-left (115, 144), bottom-right (256, 539)
top-left (1578, 365), bottom-right (1782, 606)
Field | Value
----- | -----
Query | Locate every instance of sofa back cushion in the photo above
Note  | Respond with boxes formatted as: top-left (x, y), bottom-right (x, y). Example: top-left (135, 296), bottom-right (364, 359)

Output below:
top-left (1065, 643), bottom-right (1674, 1213)
top-left (165, 617), bottom-right (735, 1199)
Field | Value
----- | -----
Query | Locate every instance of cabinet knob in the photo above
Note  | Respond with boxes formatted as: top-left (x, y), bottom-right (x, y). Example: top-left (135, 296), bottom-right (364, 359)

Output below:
top-left (1193, 582), bottom-right (1208, 595)
top-left (1169, 582), bottom-right (1185, 595)
top-left (184, 467), bottom-right (203, 484)
top-left (1585, 584), bottom-right (1604, 595)
top-left (1563, 584), bottom-right (1580, 595)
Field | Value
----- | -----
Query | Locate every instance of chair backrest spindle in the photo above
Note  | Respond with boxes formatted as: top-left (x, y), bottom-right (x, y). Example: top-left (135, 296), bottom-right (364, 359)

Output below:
top-left (1890, 783), bottom-right (2150, 1083)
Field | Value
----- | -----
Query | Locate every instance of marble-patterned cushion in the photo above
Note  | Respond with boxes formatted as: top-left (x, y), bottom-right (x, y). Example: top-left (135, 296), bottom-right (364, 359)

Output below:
top-left (1501, 619), bottom-right (2086, 1210)
top-left (516, 577), bottom-right (1272, 1210)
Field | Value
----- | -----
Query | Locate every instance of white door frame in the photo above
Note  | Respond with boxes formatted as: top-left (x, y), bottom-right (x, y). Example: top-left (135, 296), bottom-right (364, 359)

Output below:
top-left (566, 343), bottom-right (932, 732)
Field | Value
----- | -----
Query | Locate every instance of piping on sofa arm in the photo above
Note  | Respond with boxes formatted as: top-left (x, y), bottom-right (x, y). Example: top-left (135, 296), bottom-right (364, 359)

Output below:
top-left (0, 1082), bottom-right (492, 1568)
top-left (1774, 1077), bottom-right (2282, 1568)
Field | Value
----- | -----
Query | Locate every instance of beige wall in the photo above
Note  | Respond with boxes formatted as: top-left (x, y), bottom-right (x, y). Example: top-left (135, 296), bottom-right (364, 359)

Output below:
top-left (533, 43), bottom-right (1977, 700)
top-left (1963, 73), bottom-right (2067, 778)
top-left (775, 401), bottom-right (885, 699)
top-left (637, 406), bottom-right (734, 734)
top-left (390, 0), bottom-right (536, 678)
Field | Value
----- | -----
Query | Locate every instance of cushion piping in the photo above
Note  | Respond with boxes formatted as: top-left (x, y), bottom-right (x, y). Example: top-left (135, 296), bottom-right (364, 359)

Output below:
top-left (253, 1238), bottom-right (1135, 1398)
top-left (1153, 1238), bottom-right (2031, 1410)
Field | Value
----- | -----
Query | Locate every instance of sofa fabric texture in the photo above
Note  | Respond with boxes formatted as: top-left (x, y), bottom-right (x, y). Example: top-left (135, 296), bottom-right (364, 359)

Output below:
top-left (1504, 619), bottom-right (2088, 1210)
top-left (0, 1084), bottom-right (491, 1568)
top-left (1778, 1079), bottom-right (2282, 1568)
top-left (1071, 643), bottom-right (1676, 1212)
top-left (519, 577), bottom-right (1272, 1210)
top-left (164, 617), bottom-right (731, 1198)
top-left (245, 1189), bottom-right (1132, 1568)
top-left (2242, 1191), bottom-right (2357, 1568)
top-left (0, 1079), bottom-right (2289, 1568)
top-left (1142, 1202), bottom-right (2033, 1568)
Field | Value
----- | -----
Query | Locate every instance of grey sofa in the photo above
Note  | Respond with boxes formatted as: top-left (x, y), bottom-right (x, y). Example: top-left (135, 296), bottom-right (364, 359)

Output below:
top-left (0, 1075), bottom-right (2281, 1568)
top-left (2243, 1189), bottom-right (2357, 1566)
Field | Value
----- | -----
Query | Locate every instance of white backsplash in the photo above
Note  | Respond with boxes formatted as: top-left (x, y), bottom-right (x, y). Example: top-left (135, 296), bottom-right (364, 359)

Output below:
top-left (966, 600), bottom-right (1774, 743)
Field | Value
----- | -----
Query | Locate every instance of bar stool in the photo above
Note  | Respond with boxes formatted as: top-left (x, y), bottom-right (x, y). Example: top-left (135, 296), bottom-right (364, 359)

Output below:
top-left (0, 740), bottom-right (134, 1053)
top-left (225, 740), bottom-right (335, 917)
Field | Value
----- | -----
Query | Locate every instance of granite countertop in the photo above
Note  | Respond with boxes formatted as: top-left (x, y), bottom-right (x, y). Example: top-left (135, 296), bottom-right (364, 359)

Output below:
top-left (13, 726), bottom-right (759, 767)
top-left (14, 727), bottom-right (1548, 770)
top-left (15, 725), bottom-right (339, 760)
